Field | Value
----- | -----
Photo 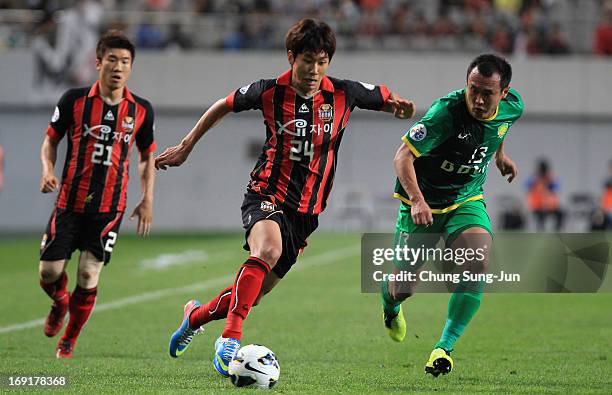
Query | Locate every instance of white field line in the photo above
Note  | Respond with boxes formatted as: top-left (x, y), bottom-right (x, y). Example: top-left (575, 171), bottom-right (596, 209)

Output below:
top-left (0, 244), bottom-right (359, 334)
top-left (138, 250), bottom-right (240, 270)
top-left (139, 250), bottom-right (209, 270)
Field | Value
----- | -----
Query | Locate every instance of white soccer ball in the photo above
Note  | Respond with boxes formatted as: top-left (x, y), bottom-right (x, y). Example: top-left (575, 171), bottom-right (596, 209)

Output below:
top-left (228, 344), bottom-right (280, 389)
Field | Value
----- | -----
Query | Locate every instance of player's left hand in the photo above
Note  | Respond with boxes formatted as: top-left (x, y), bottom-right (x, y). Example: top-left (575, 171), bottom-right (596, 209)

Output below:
top-left (155, 143), bottom-right (192, 170)
top-left (130, 199), bottom-right (153, 236)
top-left (496, 155), bottom-right (518, 183)
top-left (387, 97), bottom-right (416, 120)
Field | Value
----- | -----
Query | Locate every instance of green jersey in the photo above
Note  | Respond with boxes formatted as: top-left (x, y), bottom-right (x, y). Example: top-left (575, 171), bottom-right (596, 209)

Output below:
top-left (394, 88), bottom-right (523, 212)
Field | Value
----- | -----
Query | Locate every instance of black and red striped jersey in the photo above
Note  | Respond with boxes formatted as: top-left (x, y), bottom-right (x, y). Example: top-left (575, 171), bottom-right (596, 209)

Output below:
top-left (46, 81), bottom-right (156, 213)
top-left (226, 69), bottom-right (390, 215)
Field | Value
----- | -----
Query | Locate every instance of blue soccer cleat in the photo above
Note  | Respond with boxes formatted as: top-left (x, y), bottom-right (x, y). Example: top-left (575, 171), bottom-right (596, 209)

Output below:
top-left (213, 336), bottom-right (241, 377)
top-left (169, 299), bottom-right (203, 358)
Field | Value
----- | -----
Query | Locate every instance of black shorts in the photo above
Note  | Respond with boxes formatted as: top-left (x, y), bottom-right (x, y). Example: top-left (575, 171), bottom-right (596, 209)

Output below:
top-left (40, 208), bottom-right (124, 264)
top-left (241, 192), bottom-right (319, 278)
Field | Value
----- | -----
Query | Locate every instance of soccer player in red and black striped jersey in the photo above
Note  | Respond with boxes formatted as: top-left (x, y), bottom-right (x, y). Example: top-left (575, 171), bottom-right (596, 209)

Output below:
top-left (38, 31), bottom-right (156, 358)
top-left (156, 18), bottom-right (415, 375)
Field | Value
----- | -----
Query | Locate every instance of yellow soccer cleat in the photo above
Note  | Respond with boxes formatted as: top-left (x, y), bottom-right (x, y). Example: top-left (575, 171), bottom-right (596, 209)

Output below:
top-left (383, 305), bottom-right (406, 342)
top-left (425, 348), bottom-right (454, 377)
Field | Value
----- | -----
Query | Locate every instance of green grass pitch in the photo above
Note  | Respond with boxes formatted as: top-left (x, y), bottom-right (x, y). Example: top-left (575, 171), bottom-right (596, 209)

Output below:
top-left (1, 233), bottom-right (611, 394)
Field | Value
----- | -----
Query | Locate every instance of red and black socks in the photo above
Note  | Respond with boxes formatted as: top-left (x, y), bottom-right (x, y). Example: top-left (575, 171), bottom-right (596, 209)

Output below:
top-left (222, 257), bottom-right (271, 340)
top-left (189, 286), bottom-right (233, 328)
top-left (61, 285), bottom-right (97, 342)
top-left (40, 271), bottom-right (69, 306)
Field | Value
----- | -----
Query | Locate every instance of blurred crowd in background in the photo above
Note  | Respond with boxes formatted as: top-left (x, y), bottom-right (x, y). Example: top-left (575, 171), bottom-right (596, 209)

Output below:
top-left (2, 0), bottom-right (609, 103)
top-left (495, 158), bottom-right (612, 231)
top-left (1, 0), bottom-right (611, 55)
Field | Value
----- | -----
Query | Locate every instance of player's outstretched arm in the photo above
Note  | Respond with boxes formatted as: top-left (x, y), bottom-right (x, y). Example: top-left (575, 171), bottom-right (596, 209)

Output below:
top-left (495, 140), bottom-right (518, 183)
top-left (382, 92), bottom-right (416, 120)
top-left (395, 143), bottom-right (433, 226)
top-left (155, 98), bottom-right (231, 170)
top-left (40, 135), bottom-right (60, 193)
top-left (130, 150), bottom-right (155, 236)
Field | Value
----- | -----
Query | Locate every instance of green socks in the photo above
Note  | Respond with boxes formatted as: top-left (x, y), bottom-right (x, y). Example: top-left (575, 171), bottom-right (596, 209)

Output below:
top-left (382, 278), bottom-right (484, 351)
top-left (434, 282), bottom-right (483, 352)
top-left (380, 280), bottom-right (401, 317)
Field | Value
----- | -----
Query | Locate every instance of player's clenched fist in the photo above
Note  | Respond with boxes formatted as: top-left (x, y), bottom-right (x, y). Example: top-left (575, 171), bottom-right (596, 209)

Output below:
top-left (410, 198), bottom-right (433, 226)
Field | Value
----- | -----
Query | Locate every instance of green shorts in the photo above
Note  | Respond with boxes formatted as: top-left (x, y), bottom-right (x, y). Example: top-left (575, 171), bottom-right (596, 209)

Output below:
top-left (395, 199), bottom-right (492, 244)
top-left (392, 199), bottom-right (492, 274)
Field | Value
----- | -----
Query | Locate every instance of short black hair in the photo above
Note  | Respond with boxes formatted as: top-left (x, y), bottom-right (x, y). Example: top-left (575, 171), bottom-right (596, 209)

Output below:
top-left (96, 30), bottom-right (135, 62)
top-left (467, 54), bottom-right (512, 89)
top-left (285, 18), bottom-right (336, 60)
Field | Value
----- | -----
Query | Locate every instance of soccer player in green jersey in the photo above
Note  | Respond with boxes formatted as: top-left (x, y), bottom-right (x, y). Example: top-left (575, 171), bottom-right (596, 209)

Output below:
top-left (380, 54), bottom-right (523, 376)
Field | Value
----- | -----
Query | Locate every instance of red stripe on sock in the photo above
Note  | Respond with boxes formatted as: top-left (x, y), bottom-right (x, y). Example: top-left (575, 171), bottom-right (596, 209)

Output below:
top-left (189, 286), bottom-right (232, 328)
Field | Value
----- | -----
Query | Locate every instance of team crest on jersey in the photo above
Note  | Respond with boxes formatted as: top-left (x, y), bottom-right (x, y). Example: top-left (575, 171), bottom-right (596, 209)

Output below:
top-left (497, 123), bottom-right (509, 138)
top-left (318, 104), bottom-right (333, 121)
top-left (122, 116), bottom-right (134, 132)
top-left (260, 201), bottom-right (275, 212)
top-left (409, 123), bottom-right (427, 141)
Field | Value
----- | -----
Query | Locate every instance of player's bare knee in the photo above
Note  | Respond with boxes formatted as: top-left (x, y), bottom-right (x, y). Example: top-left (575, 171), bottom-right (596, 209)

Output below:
top-left (77, 263), bottom-right (101, 284)
top-left (77, 251), bottom-right (103, 287)
top-left (39, 268), bottom-right (61, 283)
top-left (77, 269), bottom-right (100, 288)
top-left (39, 260), bottom-right (65, 283)
top-left (78, 270), bottom-right (92, 281)
top-left (253, 245), bottom-right (282, 267)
